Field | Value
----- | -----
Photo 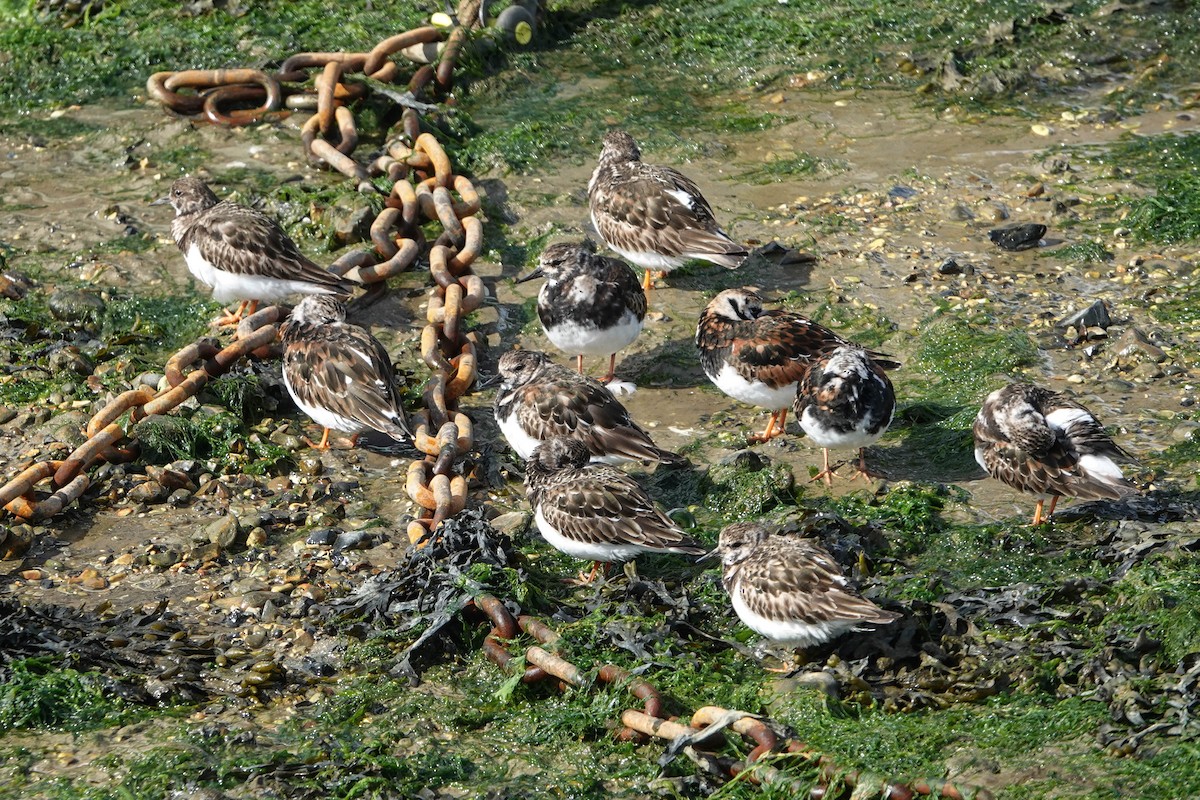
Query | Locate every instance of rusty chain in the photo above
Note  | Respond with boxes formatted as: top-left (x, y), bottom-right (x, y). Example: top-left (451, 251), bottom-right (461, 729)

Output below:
top-left (1, 4), bottom-right (999, 795)
top-left (473, 594), bottom-right (995, 800)
top-left (1, 3), bottom-right (488, 546)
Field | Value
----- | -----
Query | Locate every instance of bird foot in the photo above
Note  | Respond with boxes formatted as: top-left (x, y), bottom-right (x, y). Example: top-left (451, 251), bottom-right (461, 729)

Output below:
top-left (210, 311), bottom-right (245, 328)
top-left (747, 429), bottom-right (786, 445)
top-left (846, 465), bottom-right (885, 482)
top-left (808, 467), bottom-right (839, 487)
top-left (563, 561), bottom-right (608, 586)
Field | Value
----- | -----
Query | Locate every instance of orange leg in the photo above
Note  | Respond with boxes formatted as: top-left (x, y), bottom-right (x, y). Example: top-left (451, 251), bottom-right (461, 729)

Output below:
top-left (1031, 498), bottom-right (1046, 526)
top-left (748, 408), bottom-right (788, 444)
top-left (642, 269), bottom-right (653, 292)
top-left (809, 447), bottom-right (836, 487)
top-left (576, 354), bottom-right (585, 375)
top-left (211, 299), bottom-right (259, 328)
top-left (303, 428), bottom-right (333, 450)
top-left (847, 447), bottom-right (884, 482)
top-left (599, 353), bottom-right (618, 384)
top-left (565, 560), bottom-right (608, 586)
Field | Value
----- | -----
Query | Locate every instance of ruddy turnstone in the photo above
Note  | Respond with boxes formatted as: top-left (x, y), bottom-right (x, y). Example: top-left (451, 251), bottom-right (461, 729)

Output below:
top-left (493, 349), bottom-right (683, 465)
top-left (711, 522), bottom-right (898, 656)
top-left (280, 296), bottom-right (411, 450)
top-left (973, 382), bottom-right (1138, 525)
top-left (588, 130), bottom-right (748, 290)
top-left (517, 240), bottom-right (646, 383)
top-left (794, 344), bottom-right (897, 486)
top-left (157, 176), bottom-right (355, 325)
top-left (698, 287), bottom-right (829, 443)
top-left (525, 436), bottom-right (706, 583)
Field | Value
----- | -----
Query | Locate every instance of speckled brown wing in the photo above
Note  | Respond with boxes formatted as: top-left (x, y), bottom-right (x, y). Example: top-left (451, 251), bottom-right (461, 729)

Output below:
top-left (727, 311), bottom-right (846, 390)
top-left (973, 383), bottom-right (1135, 500)
top-left (730, 538), bottom-right (899, 626)
top-left (282, 322), bottom-right (411, 440)
top-left (188, 202), bottom-right (354, 291)
top-left (975, 436), bottom-right (1129, 501)
top-left (516, 374), bottom-right (683, 464)
top-left (533, 465), bottom-right (705, 554)
top-left (593, 163), bottom-right (748, 267)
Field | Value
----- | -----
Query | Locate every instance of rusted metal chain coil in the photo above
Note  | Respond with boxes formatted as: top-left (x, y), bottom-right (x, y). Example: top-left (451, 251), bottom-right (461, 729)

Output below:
top-left (473, 596), bottom-right (995, 799)
top-left (0, 322), bottom-right (277, 522)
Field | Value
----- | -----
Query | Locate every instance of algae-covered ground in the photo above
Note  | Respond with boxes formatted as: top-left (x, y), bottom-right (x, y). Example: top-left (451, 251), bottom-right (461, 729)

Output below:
top-left (1, 0), bottom-right (1200, 798)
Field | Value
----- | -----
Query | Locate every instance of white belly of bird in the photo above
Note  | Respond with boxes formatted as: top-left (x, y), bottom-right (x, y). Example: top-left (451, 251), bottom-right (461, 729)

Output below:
top-left (800, 407), bottom-right (883, 449)
top-left (730, 586), bottom-right (855, 647)
top-left (497, 410), bottom-right (543, 460)
top-left (534, 506), bottom-right (644, 562)
top-left (283, 373), bottom-right (364, 435)
top-left (712, 363), bottom-right (796, 411)
top-left (545, 315), bottom-right (643, 357)
top-left (186, 245), bottom-right (336, 304)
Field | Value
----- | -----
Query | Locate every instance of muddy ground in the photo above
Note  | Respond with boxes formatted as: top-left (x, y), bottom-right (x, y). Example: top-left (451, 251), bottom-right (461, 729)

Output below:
top-left (1, 67), bottom-right (1199, 799)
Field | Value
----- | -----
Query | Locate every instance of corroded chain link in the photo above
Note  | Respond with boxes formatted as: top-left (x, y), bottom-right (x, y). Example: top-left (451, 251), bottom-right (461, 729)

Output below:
top-left (473, 594), bottom-right (994, 800)
top-left (0, 5), bottom-right (485, 543)
top-left (0, 319), bottom-right (277, 521)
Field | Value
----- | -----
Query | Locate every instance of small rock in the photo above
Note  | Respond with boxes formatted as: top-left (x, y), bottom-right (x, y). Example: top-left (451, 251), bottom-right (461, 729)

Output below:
top-left (297, 453), bottom-right (323, 476)
top-left (127, 480), bottom-right (168, 505)
top-left (266, 475), bottom-right (293, 493)
top-left (47, 289), bottom-right (104, 324)
top-left (166, 489), bottom-right (193, 507)
top-left (988, 223), bottom-right (1046, 252)
top-left (1171, 421), bottom-right (1200, 442)
top-left (719, 450), bottom-right (767, 472)
top-left (304, 529), bottom-right (337, 548)
top-left (1113, 327), bottom-right (1166, 364)
top-left (48, 348), bottom-right (95, 377)
top-left (490, 511), bottom-right (530, 535)
top-left (945, 201), bottom-right (974, 222)
top-left (937, 258), bottom-right (964, 275)
top-left (333, 530), bottom-right (373, 551)
top-left (148, 548), bottom-right (182, 568)
top-left (206, 515), bottom-right (241, 549)
top-left (246, 527), bottom-right (268, 548)
top-left (981, 204), bottom-right (1010, 224)
top-left (1058, 299), bottom-right (1112, 331)
top-left (1132, 362), bottom-right (1163, 381)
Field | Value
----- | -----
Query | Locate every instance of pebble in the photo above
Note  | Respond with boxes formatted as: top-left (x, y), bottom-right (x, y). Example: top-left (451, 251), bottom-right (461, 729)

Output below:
top-left (246, 527), bottom-right (268, 548)
top-left (988, 223), bottom-right (1046, 251)
top-left (148, 548), bottom-right (182, 568)
top-left (127, 480), bottom-right (168, 505)
top-left (297, 453), bottom-right (324, 476)
top-left (490, 511), bottom-right (530, 535)
top-left (207, 515), bottom-right (241, 549)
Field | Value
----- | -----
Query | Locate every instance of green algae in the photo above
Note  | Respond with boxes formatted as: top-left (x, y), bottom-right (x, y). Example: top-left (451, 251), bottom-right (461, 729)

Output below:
top-left (0, 657), bottom-right (134, 733)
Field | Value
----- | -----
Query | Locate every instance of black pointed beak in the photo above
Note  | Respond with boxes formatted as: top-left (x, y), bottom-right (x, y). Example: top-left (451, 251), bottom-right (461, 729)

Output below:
top-left (696, 549), bottom-right (719, 563)
top-left (150, 195), bottom-right (170, 207)
top-left (475, 372), bottom-right (501, 390)
top-left (515, 267), bottom-right (544, 284)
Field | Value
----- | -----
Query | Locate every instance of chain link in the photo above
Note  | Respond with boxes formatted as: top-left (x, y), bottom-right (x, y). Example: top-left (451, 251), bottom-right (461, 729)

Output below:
top-left (472, 594), bottom-right (994, 799)
top-left (5, 4), bottom-right (484, 545)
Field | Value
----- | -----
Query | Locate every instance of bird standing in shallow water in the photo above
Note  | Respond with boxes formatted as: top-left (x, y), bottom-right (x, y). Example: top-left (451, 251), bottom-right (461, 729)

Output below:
top-left (524, 437), bottom-right (706, 584)
top-left (588, 130), bottom-right (748, 291)
top-left (709, 522), bottom-right (899, 666)
top-left (973, 382), bottom-right (1138, 525)
top-left (517, 240), bottom-right (645, 384)
top-left (158, 176), bottom-right (355, 326)
top-left (493, 349), bottom-right (683, 466)
top-left (280, 296), bottom-right (411, 451)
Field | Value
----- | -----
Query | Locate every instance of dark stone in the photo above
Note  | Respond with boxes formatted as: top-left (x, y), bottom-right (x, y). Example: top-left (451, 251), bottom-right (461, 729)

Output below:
top-left (988, 223), bottom-right (1046, 251)
top-left (1058, 299), bottom-right (1112, 331)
